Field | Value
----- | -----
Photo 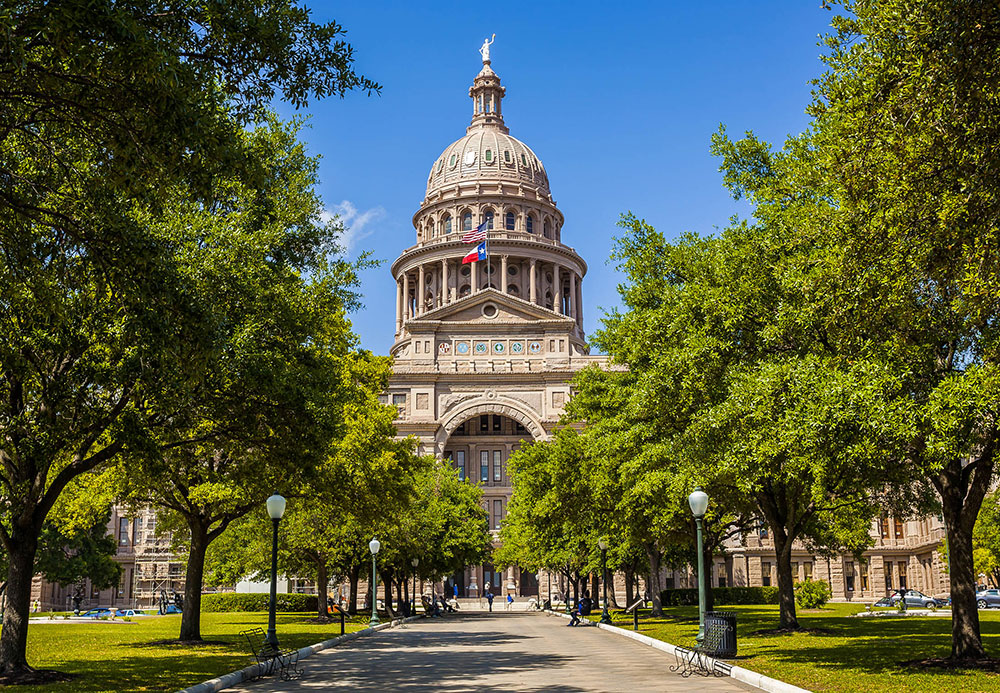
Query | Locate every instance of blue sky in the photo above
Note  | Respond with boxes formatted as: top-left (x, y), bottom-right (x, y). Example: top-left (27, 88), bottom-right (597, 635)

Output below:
top-left (280, 2), bottom-right (837, 354)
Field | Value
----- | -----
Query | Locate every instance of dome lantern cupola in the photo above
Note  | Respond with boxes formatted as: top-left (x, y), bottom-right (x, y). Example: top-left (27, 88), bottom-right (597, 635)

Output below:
top-left (468, 62), bottom-right (508, 134)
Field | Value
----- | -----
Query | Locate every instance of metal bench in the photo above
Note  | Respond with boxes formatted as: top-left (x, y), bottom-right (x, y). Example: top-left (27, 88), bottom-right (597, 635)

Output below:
top-left (669, 623), bottom-right (734, 678)
top-left (240, 627), bottom-right (302, 681)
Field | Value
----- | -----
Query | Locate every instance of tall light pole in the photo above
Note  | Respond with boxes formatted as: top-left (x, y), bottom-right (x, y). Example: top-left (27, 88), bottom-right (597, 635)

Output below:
top-left (411, 557), bottom-right (419, 615)
top-left (688, 487), bottom-right (709, 645)
top-left (598, 538), bottom-right (612, 624)
top-left (265, 494), bottom-right (286, 647)
top-left (369, 537), bottom-right (381, 627)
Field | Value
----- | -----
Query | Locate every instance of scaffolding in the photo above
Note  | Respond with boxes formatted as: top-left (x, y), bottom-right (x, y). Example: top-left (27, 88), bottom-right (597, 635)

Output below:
top-left (130, 508), bottom-right (185, 608)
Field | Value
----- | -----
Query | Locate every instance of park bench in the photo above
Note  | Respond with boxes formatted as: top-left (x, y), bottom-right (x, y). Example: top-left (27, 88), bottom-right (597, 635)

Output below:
top-left (240, 627), bottom-right (302, 681)
top-left (668, 623), bottom-right (733, 679)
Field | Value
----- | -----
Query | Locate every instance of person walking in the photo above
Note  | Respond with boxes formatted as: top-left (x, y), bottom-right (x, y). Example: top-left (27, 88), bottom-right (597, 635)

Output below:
top-left (486, 591), bottom-right (494, 612)
top-left (506, 593), bottom-right (514, 611)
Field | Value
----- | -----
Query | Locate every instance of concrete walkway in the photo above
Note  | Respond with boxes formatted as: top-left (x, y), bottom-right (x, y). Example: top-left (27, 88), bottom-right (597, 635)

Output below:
top-left (228, 612), bottom-right (753, 692)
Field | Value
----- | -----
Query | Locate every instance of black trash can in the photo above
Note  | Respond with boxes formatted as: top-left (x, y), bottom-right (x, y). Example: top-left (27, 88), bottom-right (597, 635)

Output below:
top-left (704, 611), bottom-right (737, 658)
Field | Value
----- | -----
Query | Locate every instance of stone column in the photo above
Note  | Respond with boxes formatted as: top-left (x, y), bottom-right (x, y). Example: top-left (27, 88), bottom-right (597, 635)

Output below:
top-left (395, 279), bottom-right (403, 333)
top-left (568, 271), bottom-right (576, 319)
top-left (529, 259), bottom-right (537, 304)
top-left (417, 264), bottom-right (426, 315)
top-left (553, 263), bottom-right (562, 314)
top-left (501, 255), bottom-right (508, 293)
top-left (403, 271), bottom-right (410, 320)
top-left (471, 260), bottom-right (478, 293)
top-left (576, 278), bottom-right (584, 328)
top-left (441, 259), bottom-right (449, 305)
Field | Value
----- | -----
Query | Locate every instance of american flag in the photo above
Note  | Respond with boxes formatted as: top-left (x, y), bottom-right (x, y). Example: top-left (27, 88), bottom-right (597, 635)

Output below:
top-left (462, 220), bottom-right (489, 243)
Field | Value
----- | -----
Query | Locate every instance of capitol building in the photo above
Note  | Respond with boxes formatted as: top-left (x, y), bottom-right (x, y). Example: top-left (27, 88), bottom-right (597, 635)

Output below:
top-left (385, 48), bottom-right (608, 598)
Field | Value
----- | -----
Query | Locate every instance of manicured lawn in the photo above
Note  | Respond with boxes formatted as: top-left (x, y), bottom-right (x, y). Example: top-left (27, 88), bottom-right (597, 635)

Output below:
top-left (591, 603), bottom-right (1000, 692)
top-left (16, 611), bottom-right (369, 692)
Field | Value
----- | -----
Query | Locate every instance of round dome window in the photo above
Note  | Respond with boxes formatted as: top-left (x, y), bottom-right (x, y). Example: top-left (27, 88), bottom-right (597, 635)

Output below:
top-left (482, 303), bottom-right (498, 319)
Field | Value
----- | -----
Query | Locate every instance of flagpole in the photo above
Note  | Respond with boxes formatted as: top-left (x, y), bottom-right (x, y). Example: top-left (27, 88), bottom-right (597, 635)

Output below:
top-left (486, 221), bottom-right (491, 289)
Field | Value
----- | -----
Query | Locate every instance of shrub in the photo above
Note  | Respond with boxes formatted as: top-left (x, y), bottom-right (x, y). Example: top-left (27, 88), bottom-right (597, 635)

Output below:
top-left (659, 586), bottom-right (780, 606)
top-left (794, 578), bottom-right (832, 609)
top-left (201, 592), bottom-right (318, 613)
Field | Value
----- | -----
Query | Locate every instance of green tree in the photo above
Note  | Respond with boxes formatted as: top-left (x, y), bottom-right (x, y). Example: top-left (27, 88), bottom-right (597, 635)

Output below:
top-left (973, 492), bottom-right (1000, 589)
top-left (713, 0), bottom-right (1000, 657)
top-left (0, 1), bottom-right (378, 675)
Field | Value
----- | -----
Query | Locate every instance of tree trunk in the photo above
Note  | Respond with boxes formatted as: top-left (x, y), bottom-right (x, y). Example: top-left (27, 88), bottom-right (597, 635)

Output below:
top-left (646, 543), bottom-right (664, 616)
top-left (607, 567), bottom-right (621, 608)
top-left (772, 531), bottom-right (799, 630)
top-left (938, 457), bottom-right (991, 660)
top-left (624, 568), bottom-right (635, 607)
top-left (0, 531), bottom-right (39, 674)
top-left (316, 563), bottom-right (329, 621)
top-left (383, 573), bottom-right (395, 618)
top-left (179, 521), bottom-right (209, 641)
top-left (590, 571), bottom-right (599, 602)
top-left (402, 579), bottom-right (409, 616)
top-left (702, 543), bottom-right (715, 612)
top-left (348, 564), bottom-right (359, 614)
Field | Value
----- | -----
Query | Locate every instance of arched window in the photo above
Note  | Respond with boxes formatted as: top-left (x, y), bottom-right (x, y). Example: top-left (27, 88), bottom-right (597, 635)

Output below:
top-left (483, 209), bottom-right (494, 230)
top-left (526, 215), bottom-right (534, 234)
top-left (460, 284), bottom-right (471, 297)
top-left (505, 211), bottom-right (515, 231)
top-left (437, 159), bottom-right (444, 173)
top-left (543, 219), bottom-right (551, 238)
top-left (449, 154), bottom-right (457, 168)
top-left (485, 149), bottom-right (493, 163)
top-left (462, 212), bottom-right (473, 233)
top-left (443, 215), bottom-right (452, 235)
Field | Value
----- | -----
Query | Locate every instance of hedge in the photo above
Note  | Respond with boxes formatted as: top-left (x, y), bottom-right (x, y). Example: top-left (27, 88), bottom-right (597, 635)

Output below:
top-left (659, 586), bottom-right (780, 606)
top-left (201, 592), bottom-right (318, 613)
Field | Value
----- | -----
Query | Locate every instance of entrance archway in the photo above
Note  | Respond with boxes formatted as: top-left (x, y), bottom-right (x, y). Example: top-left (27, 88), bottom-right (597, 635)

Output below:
top-left (442, 411), bottom-right (538, 598)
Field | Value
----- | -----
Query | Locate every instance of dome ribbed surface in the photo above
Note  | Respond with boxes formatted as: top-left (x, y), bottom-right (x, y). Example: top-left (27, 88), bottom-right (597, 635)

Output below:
top-left (426, 128), bottom-right (549, 197)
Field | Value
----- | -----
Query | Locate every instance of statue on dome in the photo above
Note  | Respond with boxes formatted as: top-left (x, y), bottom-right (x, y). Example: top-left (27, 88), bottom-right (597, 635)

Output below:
top-left (479, 34), bottom-right (495, 63)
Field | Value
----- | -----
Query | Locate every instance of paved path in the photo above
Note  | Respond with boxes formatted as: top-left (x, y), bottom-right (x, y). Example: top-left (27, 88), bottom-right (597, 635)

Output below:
top-left (229, 613), bottom-right (753, 692)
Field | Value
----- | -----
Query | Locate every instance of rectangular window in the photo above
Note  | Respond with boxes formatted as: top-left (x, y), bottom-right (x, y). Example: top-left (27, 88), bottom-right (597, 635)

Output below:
top-left (885, 564), bottom-right (893, 591)
top-left (132, 516), bottom-right (143, 545)
top-left (392, 394), bottom-right (406, 406)
top-left (493, 500), bottom-right (502, 530)
top-left (378, 394), bottom-right (388, 404)
top-left (761, 562), bottom-right (771, 587)
top-left (894, 518), bottom-right (904, 539)
top-left (492, 415), bottom-right (501, 432)
top-left (718, 566), bottom-right (726, 588)
top-left (455, 450), bottom-right (465, 481)
top-left (845, 562), bottom-right (855, 591)
top-left (480, 415), bottom-right (489, 433)
top-left (665, 575), bottom-right (675, 589)
top-left (879, 515), bottom-right (889, 539)
top-left (91, 582), bottom-right (99, 599)
top-left (493, 450), bottom-right (502, 482)
top-left (480, 451), bottom-right (489, 482)
top-left (898, 561), bottom-right (907, 589)
top-left (118, 518), bottom-right (129, 546)
top-left (803, 562), bottom-right (813, 582)
top-left (860, 562), bottom-right (869, 591)
top-left (791, 561), bottom-right (799, 583)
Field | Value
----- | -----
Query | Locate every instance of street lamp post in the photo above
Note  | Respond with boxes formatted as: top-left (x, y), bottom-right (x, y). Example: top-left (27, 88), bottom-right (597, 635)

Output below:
top-left (265, 494), bottom-right (286, 647)
top-left (598, 538), bottom-right (612, 624)
top-left (688, 487), bottom-right (709, 645)
top-left (369, 537), bottom-right (381, 627)
top-left (411, 558), bottom-right (419, 615)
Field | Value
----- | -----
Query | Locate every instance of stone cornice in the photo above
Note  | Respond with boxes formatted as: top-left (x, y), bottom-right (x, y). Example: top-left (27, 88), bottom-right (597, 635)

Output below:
top-left (391, 238), bottom-right (587, 276)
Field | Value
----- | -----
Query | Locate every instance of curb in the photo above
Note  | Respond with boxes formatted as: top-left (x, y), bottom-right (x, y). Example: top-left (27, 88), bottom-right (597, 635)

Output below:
top-left (544, 610), bottom-right (811, 693)
top-left (176, 615), bottom-right (422, 693)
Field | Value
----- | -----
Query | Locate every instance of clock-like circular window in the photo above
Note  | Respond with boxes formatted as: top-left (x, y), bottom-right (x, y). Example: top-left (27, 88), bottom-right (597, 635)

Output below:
top-left (482, 303), bottom-right (498, 319)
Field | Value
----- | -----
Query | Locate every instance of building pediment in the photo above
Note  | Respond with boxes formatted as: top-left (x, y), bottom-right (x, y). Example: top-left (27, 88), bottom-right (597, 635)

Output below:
top-left (407, 289), bottom-right (574, 327)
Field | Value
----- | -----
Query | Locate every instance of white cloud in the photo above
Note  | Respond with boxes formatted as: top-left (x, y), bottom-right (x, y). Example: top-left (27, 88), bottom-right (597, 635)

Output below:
top-left (323, 201), bottom-right (387, 255)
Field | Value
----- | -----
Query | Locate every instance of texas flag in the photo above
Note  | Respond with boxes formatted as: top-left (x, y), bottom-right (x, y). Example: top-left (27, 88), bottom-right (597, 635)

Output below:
top-left (462, 241), bottom-right (486, 264)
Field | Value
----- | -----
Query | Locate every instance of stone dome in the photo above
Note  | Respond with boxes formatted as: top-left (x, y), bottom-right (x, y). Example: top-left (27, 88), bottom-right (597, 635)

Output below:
top-left (426, 130), bottom-right (549, 197)
top-left (424, 61), bottom-right (549, 198)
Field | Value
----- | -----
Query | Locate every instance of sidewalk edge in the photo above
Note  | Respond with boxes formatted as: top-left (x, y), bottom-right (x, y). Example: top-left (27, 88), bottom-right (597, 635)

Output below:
top-left (543, 610), bottom-right (812, 693)
top-left (175, 615), bottom-right (422, 693)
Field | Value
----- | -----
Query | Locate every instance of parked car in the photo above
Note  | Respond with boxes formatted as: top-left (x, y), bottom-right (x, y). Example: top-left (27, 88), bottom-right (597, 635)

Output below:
top-left (976, 588), bottom-right (1000, 609)
top-left (115, 609), bottom-right (143, 617)
top-left (79, 608), bottom-right (112, 618)
top-left (874, 590), bottom-right (945, 608)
